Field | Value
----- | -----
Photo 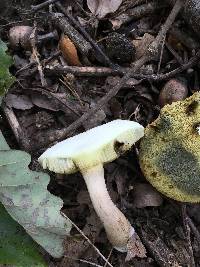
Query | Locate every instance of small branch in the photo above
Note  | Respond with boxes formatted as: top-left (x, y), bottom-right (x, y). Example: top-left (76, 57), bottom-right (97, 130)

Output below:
top-left (63, 256), bottom-right (104, 267)
top-left (127, 1), bottom-right (168, 20)
top-left (30, 25), bottom-right (47, 86)
top-left (36, 0), bottom-right (183, 148)
top-left (55, 2), bottom-right (115, 68)
top-left (2, 103), bottom-right (31, 151)
top-left (181, 204), bottom-right (195, 267)
top-left (35, 56), bottom-right (149, 148)
top-left (50, 12), bottom-right (92, 57)
top-left (61, 212), bottom-right (114, 267)
top-left (45, 47), bottom-right (200, 81)
top-left (31, 0), bottom-right (59, 12)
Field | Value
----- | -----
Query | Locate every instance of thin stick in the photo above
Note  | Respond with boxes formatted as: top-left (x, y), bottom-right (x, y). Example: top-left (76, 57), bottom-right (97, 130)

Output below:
top-left (181, 204), bottom-right (195, 267)
top-left (64, 255), bottom-right (103, 267)
top-left (104, 248), bottom-right (113, 267)
top-left (61, 212), bottom-right (114, 267)
top-left (37, 0), bottom-right (184, 148)
top-left (55, 2), bottom-right (115, 68)
top-left (31, 0), bottom-right (59, 12)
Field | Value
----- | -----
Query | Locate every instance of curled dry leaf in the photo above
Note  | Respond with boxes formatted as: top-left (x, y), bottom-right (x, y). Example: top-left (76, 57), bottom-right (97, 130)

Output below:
top-left (5, 94), bottom-right (34, 110)
top-left (59, 35), bottom-right (81, 66)
top-left (132, 183), bottom-right (163, 208)
top-left (87, 0), bottom-right (122, 18)
top-left (132, 33), bottom-right (155, 60)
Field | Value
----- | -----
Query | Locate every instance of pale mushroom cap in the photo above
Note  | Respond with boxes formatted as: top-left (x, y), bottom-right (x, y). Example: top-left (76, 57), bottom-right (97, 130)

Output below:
top-left (39, 120), bottom-right (144, 173)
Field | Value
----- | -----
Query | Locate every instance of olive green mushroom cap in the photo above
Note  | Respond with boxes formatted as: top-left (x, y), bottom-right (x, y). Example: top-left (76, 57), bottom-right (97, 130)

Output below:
top-left (39, 119), bottom-right (144, 174)
top-left (139, 92), bottom-right (200, 202)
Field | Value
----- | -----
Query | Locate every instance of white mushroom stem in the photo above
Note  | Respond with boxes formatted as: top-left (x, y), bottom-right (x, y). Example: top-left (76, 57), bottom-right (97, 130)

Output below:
top-left (82, 164), bottom-right (135, 252)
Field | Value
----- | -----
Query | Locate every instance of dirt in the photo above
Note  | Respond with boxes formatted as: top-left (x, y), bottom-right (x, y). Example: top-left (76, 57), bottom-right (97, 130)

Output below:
top-left (1, 0), bottom-right (200, 266)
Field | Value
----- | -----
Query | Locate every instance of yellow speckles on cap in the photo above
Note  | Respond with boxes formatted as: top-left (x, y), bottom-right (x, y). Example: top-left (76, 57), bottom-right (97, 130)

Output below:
top-left (139, 92), bottom-right (200, 202)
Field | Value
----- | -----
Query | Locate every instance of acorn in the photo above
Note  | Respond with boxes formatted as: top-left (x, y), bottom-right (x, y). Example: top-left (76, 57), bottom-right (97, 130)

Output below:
top-left (158, 78), bottom-right (188, 108)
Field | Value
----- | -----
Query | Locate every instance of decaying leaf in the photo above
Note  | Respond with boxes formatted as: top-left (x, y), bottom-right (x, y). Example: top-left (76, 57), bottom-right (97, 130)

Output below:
top-left (126, 232), bottom-right (147, 261)
top-left (87, 0), bottom-right (122, 18)
top-left (59, 35), bottom-right (81, 66)
top-left (0, 203), bottom-right (47, 267)
top-left (132, 183), bottom-right (163, 208)
top-left (0, 131), bottom-right (72, 258)
top-left (0, 39), bottom-right (15, 95)
top-left (5, 93), bottom-right (34, 110)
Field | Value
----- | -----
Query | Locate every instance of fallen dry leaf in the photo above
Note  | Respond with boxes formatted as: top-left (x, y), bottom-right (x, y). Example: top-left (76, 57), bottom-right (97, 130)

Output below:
top-left (59, 35), bottom-right (81, 66)
top-left (132, 183), bottom-right (163, 208)
top-left (87, 0), bottom-right (122, 18)
top-left (132, 33), bottom-right (155, 60)
top-left (5, 94), bottom-right (34, 110)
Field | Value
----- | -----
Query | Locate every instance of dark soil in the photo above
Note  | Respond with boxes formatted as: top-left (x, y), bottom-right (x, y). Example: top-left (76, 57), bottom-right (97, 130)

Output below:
top-left (1, 0), bottom-right (200, 266)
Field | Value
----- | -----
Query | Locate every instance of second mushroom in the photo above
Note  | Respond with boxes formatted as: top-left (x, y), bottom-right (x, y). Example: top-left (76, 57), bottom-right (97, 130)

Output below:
top-left (39, 119), bottom-right (144, 252)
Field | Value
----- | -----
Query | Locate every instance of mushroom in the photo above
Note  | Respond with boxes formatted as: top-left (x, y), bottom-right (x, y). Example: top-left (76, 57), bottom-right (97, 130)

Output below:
top-left (38, 119), bottom-right (144, 252)
top-left (139, 92), bottom-right (200, 202)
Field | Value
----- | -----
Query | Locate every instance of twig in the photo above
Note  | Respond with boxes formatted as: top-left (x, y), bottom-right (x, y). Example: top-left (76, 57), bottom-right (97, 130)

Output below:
top-left (17, 51), bottom-right (61, 76)
top-left (61, 212), bottom-right (114, 267)
top-left (49, 12), bottom-right (92, 57)
top-left (104, 249), bottom-right (113, 267)
top-left (165, 42), bottom-right (183, 65)
top-left (55, 2), bottom-right (115, 68)
top-left (127, 1), bottom-right (167, 19)
top-left (30, 24), bottom-right (47, 86)
top-left (28, 87), bottom-right (81, 117)
top-left (139, 49), bottom-right (200, 81)
top-left (181, 204), bottom-right (195, 267)
top-left (2, 103), bottom-right (31, 151)
top-left (31, 0), bottom-right (59, 12)
top-left (45, 47), bottom-right (199, 80)
top-left (148, 0), bottom-right (184, 57)
top-left (63, 255), bottom-right (104, 267)
top-left (187, 216), bottom-right (200, 247)
top-left (37, 0), bottom-right (183, 148)
top-left (35, 56), bottom-right (148, 148)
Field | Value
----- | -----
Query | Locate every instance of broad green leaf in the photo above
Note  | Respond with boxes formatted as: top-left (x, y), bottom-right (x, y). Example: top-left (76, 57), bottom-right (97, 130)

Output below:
top-left (0, 39), bottom-right (15, 95)
top-left (0, 203), bottom-right (47, 267)
top-left (0, 131), bottom-right (72, 258)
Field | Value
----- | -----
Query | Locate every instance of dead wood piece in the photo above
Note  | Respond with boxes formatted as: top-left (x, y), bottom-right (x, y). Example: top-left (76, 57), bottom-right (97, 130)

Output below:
top-left (61, 212), bottom-right (103, 267)
top-left (45, 47), bottom-right (199, 80)
top-left (55, 2), bottom-right (115, 68)
top-left (2, 103), bottom-right (31, 152)
top-left (50, 12), bottom-right (92, 57)
top-left (45, 65), bottom-right (127, 77)
top-left (127, 1), bottom-right (168, 19)
top-left (31, 0), bottom-right (59, 12)
top-left (187, 216), bottom-right (200, 247)
top-left (169, 26), bottom-right (200, 50)
top-left (141, 229), bottom-right (181, 267)
top-left (181, 205), bottom-right (195, 267)
top-left (35, 0), bottom-right (184, 149)
top-left (30, 25), bottom-right (47, 87)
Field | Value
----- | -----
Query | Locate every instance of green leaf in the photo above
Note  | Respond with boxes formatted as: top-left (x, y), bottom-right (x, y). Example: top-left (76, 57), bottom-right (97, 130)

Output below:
top-left (0, 39), bottom-right (15, 95)
top-left (0, 203), bottom-right (47, 267)
top-left (0, 131), bottom-right (72, 258)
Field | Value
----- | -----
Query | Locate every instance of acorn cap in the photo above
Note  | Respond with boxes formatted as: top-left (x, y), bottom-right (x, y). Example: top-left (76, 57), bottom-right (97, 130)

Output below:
top-left (139, 92), bottom-right (200, 202)
top-left (39, 119), bottom-right (144, 174)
